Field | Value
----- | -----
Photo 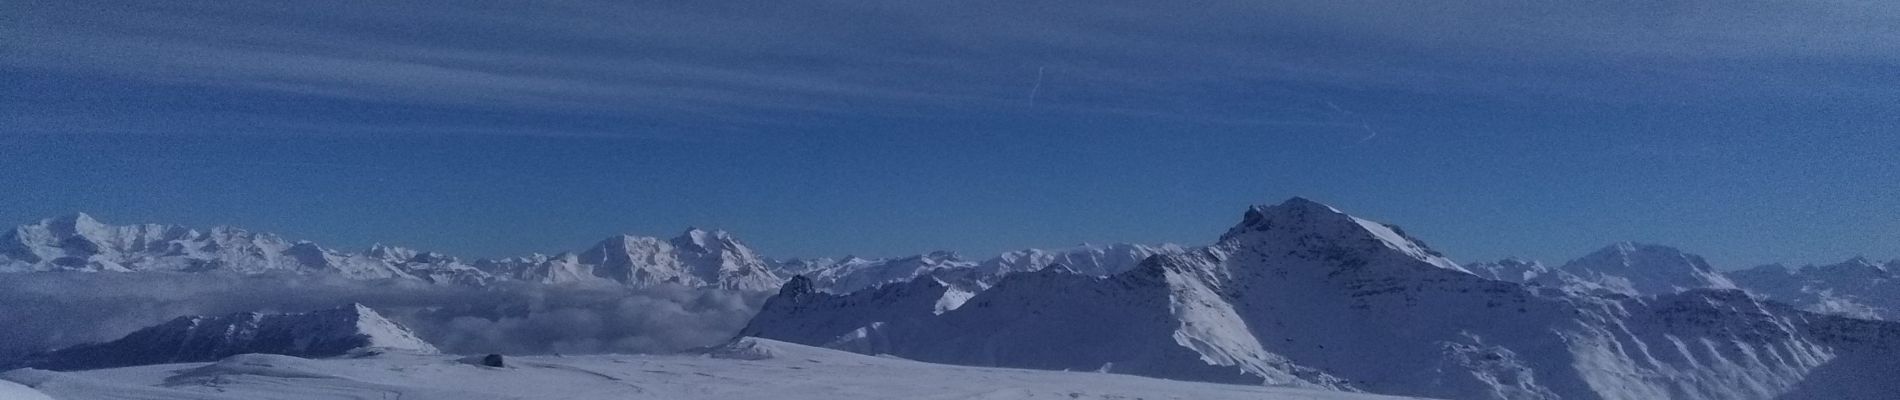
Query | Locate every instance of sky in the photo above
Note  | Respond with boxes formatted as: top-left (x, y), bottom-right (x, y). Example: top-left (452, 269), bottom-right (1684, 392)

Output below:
top-left (2, 0), bottom-right (1896, 268)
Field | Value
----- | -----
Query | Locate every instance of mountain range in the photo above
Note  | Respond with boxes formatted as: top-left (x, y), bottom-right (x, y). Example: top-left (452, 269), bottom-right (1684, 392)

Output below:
top-left (9, 212), bottom-right (1889, 323)
top-left (4, 200), bottom-right (1899, 399)
top-left (0, 213), bottom-right (1180, 293)
top-left (741, 198), bottom-right (1900, 400)
top-left (1468, 245), bottom-right (1900, 321)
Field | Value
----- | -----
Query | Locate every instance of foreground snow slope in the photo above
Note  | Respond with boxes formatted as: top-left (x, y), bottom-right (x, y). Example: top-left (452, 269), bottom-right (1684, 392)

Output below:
top-left (1, 338), bottom-right (1428, 400)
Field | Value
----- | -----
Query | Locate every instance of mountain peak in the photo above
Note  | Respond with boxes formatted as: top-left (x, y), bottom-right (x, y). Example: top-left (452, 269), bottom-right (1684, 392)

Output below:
top-left (1279, 196), bottom-right (1340, 211)
top-left (921, 250), bottom-right (962, 261)
top-left (1742, 263), bottom-right (1796, 275)
top-left (1556, 242), bottom-right (1737, 295)
top-left (680, 226), bottom-right (709, 237)
top-left (1573, 242), bottom-right (1715, 272)
top-left (51, 212), bottom-right (101, 226)
top-left (36, 212), bottom-right (108, 238)
top-left (673, 227), bottom-right (738, 249)
top-left (1220, 197), bottom-right (1465, 273)
top-left (1839, 256), bottom-right (1880, 268)
top-left (1805, 257), bottom-right (1890, 277)
top-left (779, 275), bottom-right (815, 296)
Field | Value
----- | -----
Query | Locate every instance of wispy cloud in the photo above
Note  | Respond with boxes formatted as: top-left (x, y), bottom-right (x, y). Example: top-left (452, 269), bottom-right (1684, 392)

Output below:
top-left (6, 0), bottom-right (1897, 137)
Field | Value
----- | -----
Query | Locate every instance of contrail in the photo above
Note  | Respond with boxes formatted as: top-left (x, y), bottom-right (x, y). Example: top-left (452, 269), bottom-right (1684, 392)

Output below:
top-left (1325, 99), bottom-right (1380, 145)
top-left (1028, 66), bottom-right (1046, 105)
top-left (1356, 122), bottom-right (1380, 143)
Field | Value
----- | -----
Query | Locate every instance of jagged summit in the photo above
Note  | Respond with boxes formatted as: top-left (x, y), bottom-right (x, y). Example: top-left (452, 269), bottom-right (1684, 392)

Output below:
top-left (11, 303), bottom-right (438, 371)
top-left (779, 275), bottom-right (815, 296)
top-left (1464, 257), bottom-right (1551, 283)
top-left (39, 212), bottom-right (106, 236)
top-left (1218, 197), bottom-right (1468, 273)
top-left (672, 227), bottom-right (739, 250)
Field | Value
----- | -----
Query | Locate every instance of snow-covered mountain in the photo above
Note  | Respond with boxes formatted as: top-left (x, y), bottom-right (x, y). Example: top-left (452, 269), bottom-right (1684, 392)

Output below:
top-left (1728, 258), bottom-right (1900, 320)
top-left (767, 243), bottom-right (1186, 293)
top-left (3, 214), bottom-right (1191, 293)
top-left (9, 303), bottom-right (437, 371)
top-left (1463, 258), bottom-right (1551, 283)
top-left (477, 229), bottom-right (783, 291)
top-left (1544, 242), bottom-right (1739, 296)
top-left (974, 243), bottom-right (1187, 279)
top-left (0, 213), bottom-right (491, 284)
top-left (766, 251), bottom-right (978, 294)
top-left (0, 214), bottom-right (785, 290)
top-left (1465, 243), bottom-right (1743, 299)
top-left (1469, 245), bottom-right (1900, 322)
top-left (743, 197), bottom-right (1900, 400)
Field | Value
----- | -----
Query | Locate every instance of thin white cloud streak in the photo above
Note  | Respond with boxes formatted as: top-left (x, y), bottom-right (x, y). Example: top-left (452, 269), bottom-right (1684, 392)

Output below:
top-left (6, 0), bottom-right (1898, 135)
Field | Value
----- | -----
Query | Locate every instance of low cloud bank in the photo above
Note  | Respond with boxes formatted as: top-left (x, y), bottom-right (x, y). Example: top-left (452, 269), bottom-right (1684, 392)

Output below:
top-left (0, 272), bottom-right (769, 358)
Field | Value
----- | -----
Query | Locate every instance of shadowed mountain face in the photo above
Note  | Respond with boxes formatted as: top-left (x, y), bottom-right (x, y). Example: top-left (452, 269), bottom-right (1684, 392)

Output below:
top-left (10, 304), bottom-right (436, 371)
top-left (744, 198), bottom-right (1900, 400)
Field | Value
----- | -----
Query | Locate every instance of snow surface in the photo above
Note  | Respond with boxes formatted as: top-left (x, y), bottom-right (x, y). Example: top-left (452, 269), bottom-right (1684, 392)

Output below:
top-left (0, 378), bottom-right (52, 400)
top-left (0, 338), bottom-right (1426, 400)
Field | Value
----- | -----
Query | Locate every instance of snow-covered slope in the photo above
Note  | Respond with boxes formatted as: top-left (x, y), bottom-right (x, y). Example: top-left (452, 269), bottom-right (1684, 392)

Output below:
top-left (1464, 258), bottom-right (1551, 283)
top-left (0, 337), bottom-right (1427, 400)
top-left (8, 303), bottom-right (437, 371)
top-left (0, 379), bottom-right (51, 400)
top-left (1728, 258), bottom-right (1900, 320)
top-left (744, 197), bottom-right (1900, 400)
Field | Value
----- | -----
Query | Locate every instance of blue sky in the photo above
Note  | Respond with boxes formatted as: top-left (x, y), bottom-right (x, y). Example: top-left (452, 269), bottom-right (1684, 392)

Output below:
top-left (3, 1), bottom-right (1896, 268)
